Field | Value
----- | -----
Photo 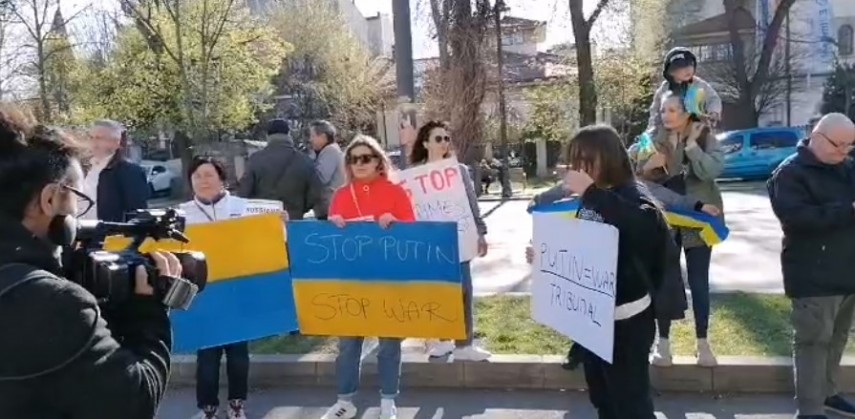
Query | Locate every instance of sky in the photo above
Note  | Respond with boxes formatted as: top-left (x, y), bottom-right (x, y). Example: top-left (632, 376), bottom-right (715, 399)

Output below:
top-left (353, 0), bottom-right (581, 59)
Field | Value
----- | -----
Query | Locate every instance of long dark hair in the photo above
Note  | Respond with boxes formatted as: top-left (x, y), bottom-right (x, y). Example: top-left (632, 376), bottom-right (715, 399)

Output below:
top-left (566, 125), bottom-right (635, 188)
top-left (410, 120), bottom-right (451, 165)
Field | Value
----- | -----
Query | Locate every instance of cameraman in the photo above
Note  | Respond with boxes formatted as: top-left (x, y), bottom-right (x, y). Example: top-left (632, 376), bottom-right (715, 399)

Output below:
top-left (0, 108), bottom-right (178, 418)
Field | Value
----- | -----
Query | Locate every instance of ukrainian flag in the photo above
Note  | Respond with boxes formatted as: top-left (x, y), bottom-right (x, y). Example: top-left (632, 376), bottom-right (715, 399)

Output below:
top-left (104, 214), bottom-right (298, 352)
top-left (528, 199), bottom-right (729, 246)
top-left (285, 221), bottom-right (466, 340)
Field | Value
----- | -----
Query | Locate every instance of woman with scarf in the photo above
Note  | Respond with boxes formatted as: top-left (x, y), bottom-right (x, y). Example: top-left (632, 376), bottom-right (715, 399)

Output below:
top-left (409, 120), bottom-right (491, 362)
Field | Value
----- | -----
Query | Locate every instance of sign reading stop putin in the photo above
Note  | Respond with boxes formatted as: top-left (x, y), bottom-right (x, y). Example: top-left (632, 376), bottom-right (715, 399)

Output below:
top-left (397, 158), bottom-right (478, 262)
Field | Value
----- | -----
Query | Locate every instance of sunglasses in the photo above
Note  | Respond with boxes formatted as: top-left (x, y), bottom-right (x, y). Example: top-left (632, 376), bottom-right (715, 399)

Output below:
top-left (346, 153), bottom-right (378, 165)
top-left (816, 132), bottom-right (855, 152)
top-left (433, 135), bottom-right (451, 143)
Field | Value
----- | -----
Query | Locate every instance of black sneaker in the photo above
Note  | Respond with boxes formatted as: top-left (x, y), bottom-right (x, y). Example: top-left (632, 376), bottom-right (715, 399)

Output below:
top-left (826, 394), bottom-right (855, 418)
top-left (796, 416), bottom-right (827, 419)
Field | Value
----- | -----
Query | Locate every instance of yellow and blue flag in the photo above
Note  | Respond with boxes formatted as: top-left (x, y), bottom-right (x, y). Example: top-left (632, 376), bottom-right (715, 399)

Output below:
top-left (286, 221), bottom-right (466, 340)
top-left (105, 214), bottom-right (298, 352)
top-left (528, 199), bottom-right (729, 246)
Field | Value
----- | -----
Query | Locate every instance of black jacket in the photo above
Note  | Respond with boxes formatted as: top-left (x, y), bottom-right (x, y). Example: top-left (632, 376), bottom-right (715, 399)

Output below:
top-left (237, 134), bottom-right (323, 220)
top-left (578, 183), bottom-right (670, 307)
top-left (96, 155), bottom-right (150, 222)
top-left (0, 216), bottom-right (171, 418)
top-left (767, 140), bottom-right (855, 298)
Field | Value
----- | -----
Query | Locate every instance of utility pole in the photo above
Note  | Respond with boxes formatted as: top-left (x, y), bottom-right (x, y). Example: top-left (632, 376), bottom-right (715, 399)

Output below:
top-left (785, 8), bottom-right (792, 126)
top-left (494, 0), bottom-right (511, 198)
top-left (392, 0), bottom-right (416, 167)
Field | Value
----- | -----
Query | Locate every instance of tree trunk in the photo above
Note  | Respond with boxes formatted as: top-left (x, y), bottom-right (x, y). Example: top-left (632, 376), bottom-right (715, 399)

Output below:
top-left (569, 0), bottom-right (597, 127)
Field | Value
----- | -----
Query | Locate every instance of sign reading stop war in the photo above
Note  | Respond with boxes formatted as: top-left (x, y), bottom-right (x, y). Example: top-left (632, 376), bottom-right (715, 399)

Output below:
top-left (398, 158), bottom-right (478, 262)
top-left (286, 221), bottom-right (465, 339)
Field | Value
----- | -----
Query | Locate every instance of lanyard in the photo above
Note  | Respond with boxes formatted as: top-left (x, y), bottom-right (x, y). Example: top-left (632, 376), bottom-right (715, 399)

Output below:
top-left (194, 200), bottom-right (216, 222)
top-left (349, 184), bottom-right (365, 218)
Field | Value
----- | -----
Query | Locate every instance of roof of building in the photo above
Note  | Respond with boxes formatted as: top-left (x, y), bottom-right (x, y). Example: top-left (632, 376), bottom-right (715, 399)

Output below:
top-left (673, 7), bottom-right (756, 38)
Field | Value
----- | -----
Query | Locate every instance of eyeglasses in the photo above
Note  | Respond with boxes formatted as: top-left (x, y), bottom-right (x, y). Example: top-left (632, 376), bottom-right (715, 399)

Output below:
top-left (346, 153), bottom-right (378, 166)
top-left (433, 135), bottom-right (451, 143)
top-left (60, 184), bottom-right (95, 218)
top-left (815, 132), bottom-right (855, 152)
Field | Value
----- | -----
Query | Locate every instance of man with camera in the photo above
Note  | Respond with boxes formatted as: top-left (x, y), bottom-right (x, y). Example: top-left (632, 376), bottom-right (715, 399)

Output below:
top-left (0, 109), bottom-right (179, 418)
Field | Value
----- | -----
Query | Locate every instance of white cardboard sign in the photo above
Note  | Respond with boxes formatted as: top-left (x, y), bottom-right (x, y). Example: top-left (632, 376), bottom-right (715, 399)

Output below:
top-left (397, 158), bottom-right (478, 262)
top-left (242, 199), bottom-right (283, 216)
top-left (531, 212), bottom-right (619, 363)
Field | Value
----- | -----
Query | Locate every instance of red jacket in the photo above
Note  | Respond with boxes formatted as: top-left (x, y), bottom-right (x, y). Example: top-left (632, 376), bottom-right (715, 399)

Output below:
top-left (329, 177), bottom-right (416, 222)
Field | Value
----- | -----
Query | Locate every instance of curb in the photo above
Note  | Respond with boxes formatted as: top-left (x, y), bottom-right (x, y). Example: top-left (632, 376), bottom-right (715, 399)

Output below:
top-left (169, 354), bottom-right (855, 393)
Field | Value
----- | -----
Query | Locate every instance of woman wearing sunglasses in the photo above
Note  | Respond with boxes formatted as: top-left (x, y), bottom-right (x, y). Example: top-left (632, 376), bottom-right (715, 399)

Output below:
top-left (322, 135), bottom-right (415, 419)
top-left (408, 120), bottom-right (491, 362)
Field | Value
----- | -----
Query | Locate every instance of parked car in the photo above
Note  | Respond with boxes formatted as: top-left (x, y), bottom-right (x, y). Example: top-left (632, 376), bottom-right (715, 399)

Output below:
top-left (140, 160), bottom-right (178, 197)
top-left (717, 127), bottom-right (804, 180)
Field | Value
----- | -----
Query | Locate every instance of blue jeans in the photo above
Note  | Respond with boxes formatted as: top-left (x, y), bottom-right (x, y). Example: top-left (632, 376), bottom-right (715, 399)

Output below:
top-left (658, 245), bottom-right (713, 339)
top-left (336, 337), bottom-right (402, 399)
top-left (456, 261), bottom-right (474, 346)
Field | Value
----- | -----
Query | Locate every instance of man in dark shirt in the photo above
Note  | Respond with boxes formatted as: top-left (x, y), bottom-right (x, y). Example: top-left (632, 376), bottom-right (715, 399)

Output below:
top-left (0, 111), bottom-right (180, 419)
top-left (768, 113), bottom-right (855, 419)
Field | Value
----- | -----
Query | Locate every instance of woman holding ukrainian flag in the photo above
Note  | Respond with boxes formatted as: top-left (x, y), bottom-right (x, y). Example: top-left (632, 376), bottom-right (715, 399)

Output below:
top-left (322, 135), bottom-right (415, 419)
top-left (631, 90), bottom-right (725, 368)
top-left (178, 156), bottom-right (254, 419)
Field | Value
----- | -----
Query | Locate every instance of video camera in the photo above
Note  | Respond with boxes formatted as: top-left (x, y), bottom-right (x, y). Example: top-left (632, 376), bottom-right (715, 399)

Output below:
top-left (63, 208), bottom-right (208, 310)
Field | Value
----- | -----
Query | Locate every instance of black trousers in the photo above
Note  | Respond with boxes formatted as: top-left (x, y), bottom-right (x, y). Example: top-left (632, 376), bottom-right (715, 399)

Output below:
top-left (196, 342), bottom-right (250, 408)
top-left (583, 307), bottom-right (656, 419)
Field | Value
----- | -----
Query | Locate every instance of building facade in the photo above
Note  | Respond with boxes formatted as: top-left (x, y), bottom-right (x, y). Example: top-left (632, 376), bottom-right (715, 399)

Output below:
top-left (247, 0), bottom-right (393, 58)
top-left (668, 0), bottom-right (850, 128)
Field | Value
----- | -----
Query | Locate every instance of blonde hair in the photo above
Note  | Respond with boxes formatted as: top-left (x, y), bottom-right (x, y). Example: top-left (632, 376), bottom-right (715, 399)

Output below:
top-left (343, 135), bottom-right (395, 183)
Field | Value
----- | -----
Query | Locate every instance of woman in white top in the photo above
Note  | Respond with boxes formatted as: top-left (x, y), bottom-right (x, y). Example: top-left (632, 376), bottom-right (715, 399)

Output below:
top-left (180, 156), bottom-right (251, 419)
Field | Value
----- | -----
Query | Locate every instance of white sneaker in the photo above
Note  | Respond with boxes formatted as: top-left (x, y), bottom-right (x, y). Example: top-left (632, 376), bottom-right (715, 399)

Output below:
top-left (193, 407), bottom-right (218, 419)
top-left (321, 400), bottom-right (357, 419)
top-left (452, 345), bottom-right (492, 362)
top-left (651, 338), bottom-right (673, 367)
top-left (427, 340), bottom-right (455, 357)
top-left (227, 400), bottom-right (246, 419)
top-left (380, 398), bottom-right (397, 419)
top-left (697, 338), bottom-right (718, 367)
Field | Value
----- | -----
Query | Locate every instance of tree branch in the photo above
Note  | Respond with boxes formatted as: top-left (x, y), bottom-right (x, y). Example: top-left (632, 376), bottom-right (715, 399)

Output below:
top-left (586, 0), bottom-right (609, 27)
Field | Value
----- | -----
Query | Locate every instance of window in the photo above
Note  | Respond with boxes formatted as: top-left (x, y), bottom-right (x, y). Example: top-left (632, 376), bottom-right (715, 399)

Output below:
top-left (749, 131), bottom-right (799, 150)
top-left (839, 25), bottom-right (854, 56)
top-left (718, 134), bottom-right (744, 154)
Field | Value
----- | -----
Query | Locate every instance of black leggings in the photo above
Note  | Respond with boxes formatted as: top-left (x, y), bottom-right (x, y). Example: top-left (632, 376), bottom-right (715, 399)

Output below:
top-left (583, 308), bottom-right (656, 419)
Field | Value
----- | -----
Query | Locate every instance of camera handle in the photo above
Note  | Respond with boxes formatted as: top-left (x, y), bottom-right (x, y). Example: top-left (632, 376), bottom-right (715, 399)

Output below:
top-left (160, 275), bottom-right (199, 310)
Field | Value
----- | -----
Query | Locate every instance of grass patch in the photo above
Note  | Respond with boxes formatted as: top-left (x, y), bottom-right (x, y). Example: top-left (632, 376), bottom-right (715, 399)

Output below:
top-left (249, 293), bottom-right (852, 357)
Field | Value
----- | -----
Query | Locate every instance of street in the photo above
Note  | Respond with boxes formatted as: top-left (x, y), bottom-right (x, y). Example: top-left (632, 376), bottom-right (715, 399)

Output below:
top-left (471, 181), bottom-right (784, 294)
top-left (158, 387), bottom-right (799, 418)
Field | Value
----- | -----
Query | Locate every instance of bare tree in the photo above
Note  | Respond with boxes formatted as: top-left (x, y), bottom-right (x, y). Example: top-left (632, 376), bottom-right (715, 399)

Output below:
top-left (9, 0), bottom-right (86, 121)
top-left (568, 0), bottom-right (610, 127)
top-left (722, 0), bottom-right (797, 128)
top-left (705, 45), bottom-right (804, 125)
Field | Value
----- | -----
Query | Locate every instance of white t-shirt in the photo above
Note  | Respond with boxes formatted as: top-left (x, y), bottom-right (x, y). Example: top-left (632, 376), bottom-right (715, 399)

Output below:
top-left (80, 155), bottom-right (112, 221)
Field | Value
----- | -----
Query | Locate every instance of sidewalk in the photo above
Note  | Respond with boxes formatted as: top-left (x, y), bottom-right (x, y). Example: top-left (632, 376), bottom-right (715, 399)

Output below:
top-left (158, 387), bottom-right (800, 418)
